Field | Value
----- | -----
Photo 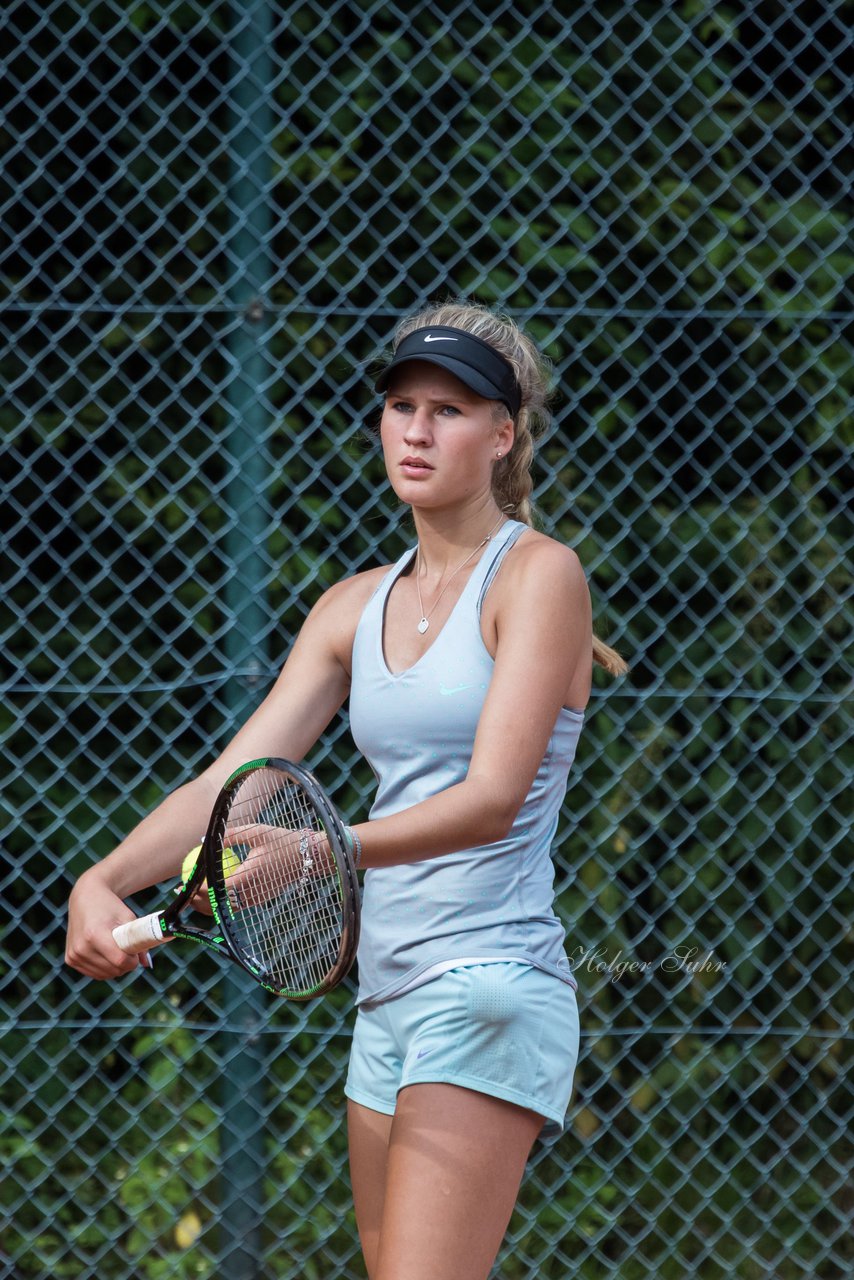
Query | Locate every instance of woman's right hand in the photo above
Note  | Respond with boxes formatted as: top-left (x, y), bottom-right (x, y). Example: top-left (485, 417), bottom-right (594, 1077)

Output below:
top-left (65, 869), bottom-right (153, 980)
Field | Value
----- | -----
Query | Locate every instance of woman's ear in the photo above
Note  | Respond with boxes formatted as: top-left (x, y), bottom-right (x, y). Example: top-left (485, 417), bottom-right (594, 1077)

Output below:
top-left (494, 414), bottom-right (515, 459)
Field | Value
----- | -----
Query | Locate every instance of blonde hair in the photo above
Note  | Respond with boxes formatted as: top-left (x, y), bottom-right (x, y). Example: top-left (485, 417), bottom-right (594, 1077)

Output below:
top-left (387, 297), bottom-right (628, 676)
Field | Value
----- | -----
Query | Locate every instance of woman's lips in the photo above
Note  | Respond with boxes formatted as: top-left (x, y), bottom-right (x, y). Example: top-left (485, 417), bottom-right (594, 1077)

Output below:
top-left (400, 457), bottom-right (434, 476)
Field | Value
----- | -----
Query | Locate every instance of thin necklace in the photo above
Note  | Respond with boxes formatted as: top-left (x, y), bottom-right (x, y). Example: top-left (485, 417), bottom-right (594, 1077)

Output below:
top-left (415, 515), bottom-right (506, 634)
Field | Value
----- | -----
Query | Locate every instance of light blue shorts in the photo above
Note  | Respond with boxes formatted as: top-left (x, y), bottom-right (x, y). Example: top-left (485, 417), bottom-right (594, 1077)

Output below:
top-left (345, 962), bottom-right (580, 1142)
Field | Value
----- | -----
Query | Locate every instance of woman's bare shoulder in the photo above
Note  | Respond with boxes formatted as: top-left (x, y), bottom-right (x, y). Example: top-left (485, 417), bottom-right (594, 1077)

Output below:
top-left (302, 562), bottom-right (395, 675)
top-left (502, 527), bottom-right (587, 590)
top-left (300, 561), bottom-right (398, 646)
top-left (313, 562), bottom-right (395, 613)
top-left (479, 526), bottom-right (589, 660)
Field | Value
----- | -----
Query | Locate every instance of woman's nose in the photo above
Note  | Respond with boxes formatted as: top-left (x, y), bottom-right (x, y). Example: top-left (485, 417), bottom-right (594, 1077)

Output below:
top-left (403, 408), bottom-right (432, 444)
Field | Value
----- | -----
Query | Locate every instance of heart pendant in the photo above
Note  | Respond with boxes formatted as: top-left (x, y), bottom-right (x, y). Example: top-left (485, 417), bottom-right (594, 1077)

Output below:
top-left (417, 618), bottom-right (429, 634)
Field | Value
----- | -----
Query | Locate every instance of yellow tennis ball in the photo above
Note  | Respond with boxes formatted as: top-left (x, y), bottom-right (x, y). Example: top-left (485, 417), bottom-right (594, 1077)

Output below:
top-left (181, 844), bottom-right (239, 884)
top-left (182, 847), bottom-right (201, 884)
top-left (221, 846), bottom-right (240, 878)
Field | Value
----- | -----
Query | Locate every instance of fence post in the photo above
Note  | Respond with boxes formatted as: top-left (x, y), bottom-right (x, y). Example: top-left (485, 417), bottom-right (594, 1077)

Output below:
top-left (219, 2), bottom-right (275, 1274)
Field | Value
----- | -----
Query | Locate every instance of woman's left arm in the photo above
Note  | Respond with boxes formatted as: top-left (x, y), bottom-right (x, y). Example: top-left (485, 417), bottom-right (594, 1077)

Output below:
top-left (354, 537), bottom-right (592, 868)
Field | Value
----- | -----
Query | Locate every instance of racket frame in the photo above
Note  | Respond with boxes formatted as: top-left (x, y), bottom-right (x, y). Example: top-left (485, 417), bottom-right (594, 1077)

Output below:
top-left (119, 757), bottom-right (360, 999)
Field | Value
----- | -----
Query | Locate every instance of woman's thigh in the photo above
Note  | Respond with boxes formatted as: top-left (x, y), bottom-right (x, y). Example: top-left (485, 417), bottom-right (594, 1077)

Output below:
top-left (347, 1099), bottom-right (394, 1278)
top-left (373, 1082), bottom-right (543, 1280)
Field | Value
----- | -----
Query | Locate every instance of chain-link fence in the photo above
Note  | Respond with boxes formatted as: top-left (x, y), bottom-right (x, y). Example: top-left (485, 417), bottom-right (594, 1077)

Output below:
top-left (2, 2), bottom-right (852, 1277)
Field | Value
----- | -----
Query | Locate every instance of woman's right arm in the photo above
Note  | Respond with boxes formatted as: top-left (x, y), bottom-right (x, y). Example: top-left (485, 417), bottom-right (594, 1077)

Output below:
top-left (65, 572), bottom-right (375, 980)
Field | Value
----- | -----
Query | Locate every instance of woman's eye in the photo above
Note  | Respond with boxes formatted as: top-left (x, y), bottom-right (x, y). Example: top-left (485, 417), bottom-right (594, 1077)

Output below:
top-left (388, 401), bottom-right (460, 416)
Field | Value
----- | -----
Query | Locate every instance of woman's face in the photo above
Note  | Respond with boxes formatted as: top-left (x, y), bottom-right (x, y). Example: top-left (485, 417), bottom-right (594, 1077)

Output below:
top-left (380, 361), bottom-right (514, 511)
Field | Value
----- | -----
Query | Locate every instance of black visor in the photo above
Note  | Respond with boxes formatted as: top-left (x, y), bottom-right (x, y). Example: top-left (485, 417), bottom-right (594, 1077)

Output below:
top-left (374, 325), bottom-right (522, 417)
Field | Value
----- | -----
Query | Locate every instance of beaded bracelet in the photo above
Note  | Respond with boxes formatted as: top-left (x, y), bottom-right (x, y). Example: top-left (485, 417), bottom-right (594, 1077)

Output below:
top-left (344, 825), bottom-right (363, 869)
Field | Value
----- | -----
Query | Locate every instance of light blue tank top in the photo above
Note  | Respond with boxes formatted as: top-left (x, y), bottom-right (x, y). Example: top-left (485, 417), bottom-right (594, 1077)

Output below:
top-left (348, 519), bottom-right (584, 1005)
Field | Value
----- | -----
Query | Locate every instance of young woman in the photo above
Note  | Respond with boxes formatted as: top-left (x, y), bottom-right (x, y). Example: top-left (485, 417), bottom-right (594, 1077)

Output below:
top-left (66, 298), bottom-right (626, 1279)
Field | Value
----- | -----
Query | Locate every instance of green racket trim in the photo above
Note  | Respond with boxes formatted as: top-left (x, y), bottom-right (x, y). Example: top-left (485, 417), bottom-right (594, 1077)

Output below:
top-left (225, 757), bottom-right (271, 785)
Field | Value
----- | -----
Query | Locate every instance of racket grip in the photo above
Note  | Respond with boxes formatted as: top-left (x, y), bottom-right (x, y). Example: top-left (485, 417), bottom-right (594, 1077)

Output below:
top-left (113, 913), bottom-right (170, 955)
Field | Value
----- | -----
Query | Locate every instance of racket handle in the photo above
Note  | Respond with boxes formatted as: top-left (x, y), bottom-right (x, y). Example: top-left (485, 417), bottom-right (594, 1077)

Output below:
top-left (113, 913), bottom-right (170, 955)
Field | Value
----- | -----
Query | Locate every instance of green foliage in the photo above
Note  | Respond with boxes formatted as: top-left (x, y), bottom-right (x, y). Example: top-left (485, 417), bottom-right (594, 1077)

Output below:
top-left (2, 0), bottom-right (851, 1276)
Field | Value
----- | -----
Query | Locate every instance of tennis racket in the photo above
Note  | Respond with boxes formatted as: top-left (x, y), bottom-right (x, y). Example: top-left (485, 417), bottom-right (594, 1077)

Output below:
top-left (112, 757), bottom-right (360, 1000)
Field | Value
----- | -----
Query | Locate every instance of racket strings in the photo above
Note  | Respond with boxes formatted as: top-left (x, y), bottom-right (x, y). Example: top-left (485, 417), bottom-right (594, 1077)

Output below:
top-left (217, 768), bottom-right (344, 994)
